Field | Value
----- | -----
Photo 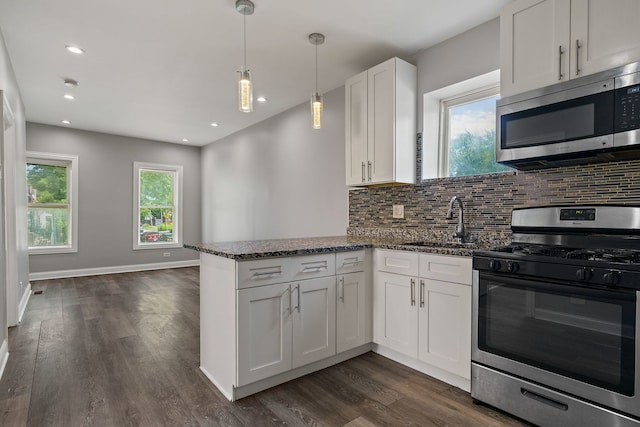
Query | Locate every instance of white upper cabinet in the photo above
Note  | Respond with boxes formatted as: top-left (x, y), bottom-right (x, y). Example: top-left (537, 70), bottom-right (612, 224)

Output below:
top-left (345, 57), bottom-right (417, 186)
top-left (501, 0), bottom-right (640, 98)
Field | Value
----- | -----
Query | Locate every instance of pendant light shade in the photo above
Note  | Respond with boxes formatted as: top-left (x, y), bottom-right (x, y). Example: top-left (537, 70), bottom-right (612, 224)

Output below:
top-left (309, 33), bottom-right (325, 129)
top-left (236, 0), bottom-right (254, 113)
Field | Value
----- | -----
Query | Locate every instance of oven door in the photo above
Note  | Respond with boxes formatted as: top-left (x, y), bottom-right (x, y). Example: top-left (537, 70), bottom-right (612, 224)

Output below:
top-left (472, 270), bottom-right (639, 417)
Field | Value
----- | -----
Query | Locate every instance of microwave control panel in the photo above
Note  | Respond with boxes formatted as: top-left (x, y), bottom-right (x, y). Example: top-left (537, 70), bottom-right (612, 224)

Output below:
top-left (615, 85), bottom-right (640, 132)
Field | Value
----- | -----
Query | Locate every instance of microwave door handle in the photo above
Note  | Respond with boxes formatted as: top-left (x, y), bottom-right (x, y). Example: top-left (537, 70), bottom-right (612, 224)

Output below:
top-left (558, 45), bottom-right (563, 81)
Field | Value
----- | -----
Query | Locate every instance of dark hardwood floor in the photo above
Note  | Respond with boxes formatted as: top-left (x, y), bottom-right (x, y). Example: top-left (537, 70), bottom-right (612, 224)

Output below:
top-left (0, 267), bottom-right (527, 426)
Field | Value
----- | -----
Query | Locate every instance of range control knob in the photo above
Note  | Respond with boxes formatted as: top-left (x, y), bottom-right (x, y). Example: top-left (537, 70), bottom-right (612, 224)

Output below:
top-left (603, 270), bottom-right (622, 286)
top-left (506, 261), bottom-right (520, 273)
top-left (488, 259), bottom-right (502, 272)
top-left (575, 268), bottom-right (593, 281)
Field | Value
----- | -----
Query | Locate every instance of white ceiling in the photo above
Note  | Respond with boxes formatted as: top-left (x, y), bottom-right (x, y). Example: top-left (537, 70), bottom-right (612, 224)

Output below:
top-left (0, 0), bottom-right (511, 147)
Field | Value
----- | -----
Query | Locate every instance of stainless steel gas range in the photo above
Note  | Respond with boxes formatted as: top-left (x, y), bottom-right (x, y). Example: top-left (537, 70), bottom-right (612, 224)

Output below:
top-left (472, 205), bottom-right (640, 427)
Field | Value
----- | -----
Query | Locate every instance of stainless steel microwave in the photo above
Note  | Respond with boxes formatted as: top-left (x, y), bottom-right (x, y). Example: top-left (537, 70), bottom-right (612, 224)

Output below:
top-left (496, 62), bottom-right (640, 170)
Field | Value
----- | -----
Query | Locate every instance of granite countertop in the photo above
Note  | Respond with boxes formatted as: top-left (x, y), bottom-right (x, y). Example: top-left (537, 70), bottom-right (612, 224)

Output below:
top-left (184, 235), bottom-right (485, 260)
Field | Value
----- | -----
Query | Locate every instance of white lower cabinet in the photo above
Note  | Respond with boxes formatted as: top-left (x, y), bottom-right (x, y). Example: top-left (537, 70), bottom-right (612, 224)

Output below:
top-left (292, 276), bottom-right (336, 367)
top-left (417, 278), bottom-right (471, 380)
top-left (237, 282), bottom-right (293, 386)
top-left (374, 249), bottom-right (472, 388)
top-left (336, 271), bottom-right (367, 353)
top-left (374, 271), bottom-right (418, 357)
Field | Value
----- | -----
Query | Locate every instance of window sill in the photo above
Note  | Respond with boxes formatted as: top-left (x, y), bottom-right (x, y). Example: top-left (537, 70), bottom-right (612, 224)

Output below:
top-left (133, 242), bottom-right (183, 251)
top-left (421, 170), bottom-right (516, 184)
top-left (29, 246), bottom-right (77, 255)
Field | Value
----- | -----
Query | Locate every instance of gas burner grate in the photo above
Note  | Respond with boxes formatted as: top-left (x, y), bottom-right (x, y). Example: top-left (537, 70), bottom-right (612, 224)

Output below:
top-left (566, 249), bottom-right (640, 264)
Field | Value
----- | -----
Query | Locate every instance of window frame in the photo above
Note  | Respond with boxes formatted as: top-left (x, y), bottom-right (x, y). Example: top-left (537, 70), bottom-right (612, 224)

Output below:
top-left (133, 161), bottom-right (183, 251)
top-left (438, 85), bottom-right (501, 178)
top-left (26, 151), bottom-right (79, 254)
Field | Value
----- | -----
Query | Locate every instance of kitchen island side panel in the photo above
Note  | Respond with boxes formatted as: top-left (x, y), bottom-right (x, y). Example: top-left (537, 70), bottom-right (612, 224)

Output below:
top-left (200, 252), bottom-right (237, 400)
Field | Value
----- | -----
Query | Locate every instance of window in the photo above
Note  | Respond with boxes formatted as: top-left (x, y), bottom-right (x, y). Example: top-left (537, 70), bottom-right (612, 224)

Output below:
top-left (439, 86), bottom-right (510, 177)
top-left (422, 70), bottom-right (512, 179)
top-left (27, 152), bottom-right (78, 253)
top-left (133, 162), bottom-right (182, 250)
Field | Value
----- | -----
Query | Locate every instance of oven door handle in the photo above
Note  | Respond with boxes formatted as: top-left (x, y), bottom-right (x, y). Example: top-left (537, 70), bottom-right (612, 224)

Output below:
top-left (479, 272), bottom-right (635, 301)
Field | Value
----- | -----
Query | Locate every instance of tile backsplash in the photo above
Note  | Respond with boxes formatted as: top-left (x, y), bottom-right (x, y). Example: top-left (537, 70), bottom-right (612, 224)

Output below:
top-left (348, 143), bottom-right (640, 245)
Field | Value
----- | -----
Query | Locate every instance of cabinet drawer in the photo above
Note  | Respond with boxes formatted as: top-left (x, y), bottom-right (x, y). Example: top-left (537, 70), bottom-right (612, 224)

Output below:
top-left (419, 254), bottom-right (472, 285)
top-left (336, 250), bottom-right (367, 274)
top-left (237, 258), bottom-right (291, 289)
top-left (290, 253), bottom-right (335, 281)
top-left (375, 249), bottom-right (419, 277)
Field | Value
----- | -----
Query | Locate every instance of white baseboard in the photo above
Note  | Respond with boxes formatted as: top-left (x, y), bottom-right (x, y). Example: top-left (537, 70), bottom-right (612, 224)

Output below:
top-left (18, 282), bottom-right (31, 323)
top-left (29, 259), bottom-right (200, 281)
top-left (0, 339), bottom-right (8, 381)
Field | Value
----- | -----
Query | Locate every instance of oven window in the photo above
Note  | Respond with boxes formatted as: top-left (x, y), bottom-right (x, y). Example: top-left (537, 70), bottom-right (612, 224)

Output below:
top-left (478, 273), bottom-right (635, 396)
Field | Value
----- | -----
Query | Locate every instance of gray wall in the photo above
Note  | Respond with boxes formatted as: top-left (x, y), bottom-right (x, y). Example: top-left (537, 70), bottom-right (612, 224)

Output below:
top-left (27, 123), bottom-right (201, 274)
top-left (415, 17), bottom-right (500, 131)
top-left (201, 86), bottom-right (348, 242)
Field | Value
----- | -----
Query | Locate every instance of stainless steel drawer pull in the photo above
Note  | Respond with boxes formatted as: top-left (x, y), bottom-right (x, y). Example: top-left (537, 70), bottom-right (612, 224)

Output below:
top-left (521, 388), bottom-right (568, 411)
top-left (419, 279), bottom-right (425, 308)
top-left (339, 277), bottom-right (345, 303)
top-left (251, 270), bottom-right (282, 279)
top-left (301, 265), bottom-right (327, 273)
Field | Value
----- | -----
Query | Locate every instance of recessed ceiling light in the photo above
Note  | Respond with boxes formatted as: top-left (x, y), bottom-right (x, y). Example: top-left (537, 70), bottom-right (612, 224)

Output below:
top-left (63, 94), bottom-right (75, 100)
top-left (182, 138), bottom-right (189, 142)
top-left (61, 120), bottom-right (71, 125)
top-left (65, 45), bottom-right (85, 54)
top-left (257, 96), bottom-right (267, 102)
top-left (210, 122), bottom-right (219, 127)
top-left (63, 78), bottom-right (78, 87)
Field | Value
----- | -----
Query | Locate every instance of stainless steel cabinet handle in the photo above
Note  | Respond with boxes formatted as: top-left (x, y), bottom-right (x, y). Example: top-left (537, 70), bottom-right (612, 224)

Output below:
top-left (361, 162), bottom-right (365, 183)
top-left (558, 45), bottom-right (563, 80)
top-left (410, 279), bottom-right (415, 306)
top-left (281, 287), bottom-right (291, 316)
top-left (575, 39), bottom-right (581, 76)
top-left (367, 161), bottom-right (372, 182)
top-left (420, 279), bottom-right (425, 308)
top-left (291, 284), bottom-right (300, 313)
top-left (297, 284), bottom-right (301, 313)
top-left (339, 276), bottom-right (345, 303)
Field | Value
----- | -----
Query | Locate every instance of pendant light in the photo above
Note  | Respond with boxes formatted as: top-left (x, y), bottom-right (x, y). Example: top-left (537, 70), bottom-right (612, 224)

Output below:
top-left (236, 0), bottom-right (254, 113)
top-left (309, 33), bottom-right (325, 129)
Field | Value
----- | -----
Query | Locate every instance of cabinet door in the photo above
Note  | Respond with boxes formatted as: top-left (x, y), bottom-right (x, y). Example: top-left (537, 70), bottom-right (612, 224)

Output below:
top-left (292, 276), bottom-right (336, 368)
top-left (345, 70), bottom-right (369, 185)
top-left (336, 272), bottom-right (367, 353)
top-left (374, 272), bottom-right (418, 358)
top-left (500, 0), bottom-right (570, 97)
top-left (571, 0), bottom-right (640, 78)
top-left (367, 58), bottom-right (396, 183)
top-left (237, 283), bottom-right (292, 386)
top-left (418, 279), bottom-right (471, 380)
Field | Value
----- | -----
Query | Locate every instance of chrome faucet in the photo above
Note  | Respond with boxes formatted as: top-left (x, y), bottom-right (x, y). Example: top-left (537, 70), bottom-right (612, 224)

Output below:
top-left (446, 196), bottom-right (465, 243)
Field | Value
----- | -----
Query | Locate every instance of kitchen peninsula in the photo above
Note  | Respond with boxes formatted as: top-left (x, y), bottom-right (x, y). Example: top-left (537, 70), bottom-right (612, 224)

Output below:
top-left (186, 236), bottom-right (478, 401)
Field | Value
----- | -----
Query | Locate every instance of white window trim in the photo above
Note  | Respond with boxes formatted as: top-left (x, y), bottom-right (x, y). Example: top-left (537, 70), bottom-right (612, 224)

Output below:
top-left (438, 85), bottom-right (500, 178)
top-left (422, 69), bottom-right (501, 180)
top-left (133, 161), bottom-right (183, 250)
top-left (27, 151), bottom-right (79, 254)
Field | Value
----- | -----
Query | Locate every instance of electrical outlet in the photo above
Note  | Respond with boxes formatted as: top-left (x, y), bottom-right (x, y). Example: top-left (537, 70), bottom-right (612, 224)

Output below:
top-left (163, 252), bottom-right (171, 258)
top-left (392, 204), bottom-right (405, 219)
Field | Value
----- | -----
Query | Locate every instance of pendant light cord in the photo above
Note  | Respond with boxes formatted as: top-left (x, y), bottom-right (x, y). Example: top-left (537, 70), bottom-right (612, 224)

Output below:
top-left (315, 42), bottom-right (318, 92)
top-left (243, 11), bottom-right (247, 69)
